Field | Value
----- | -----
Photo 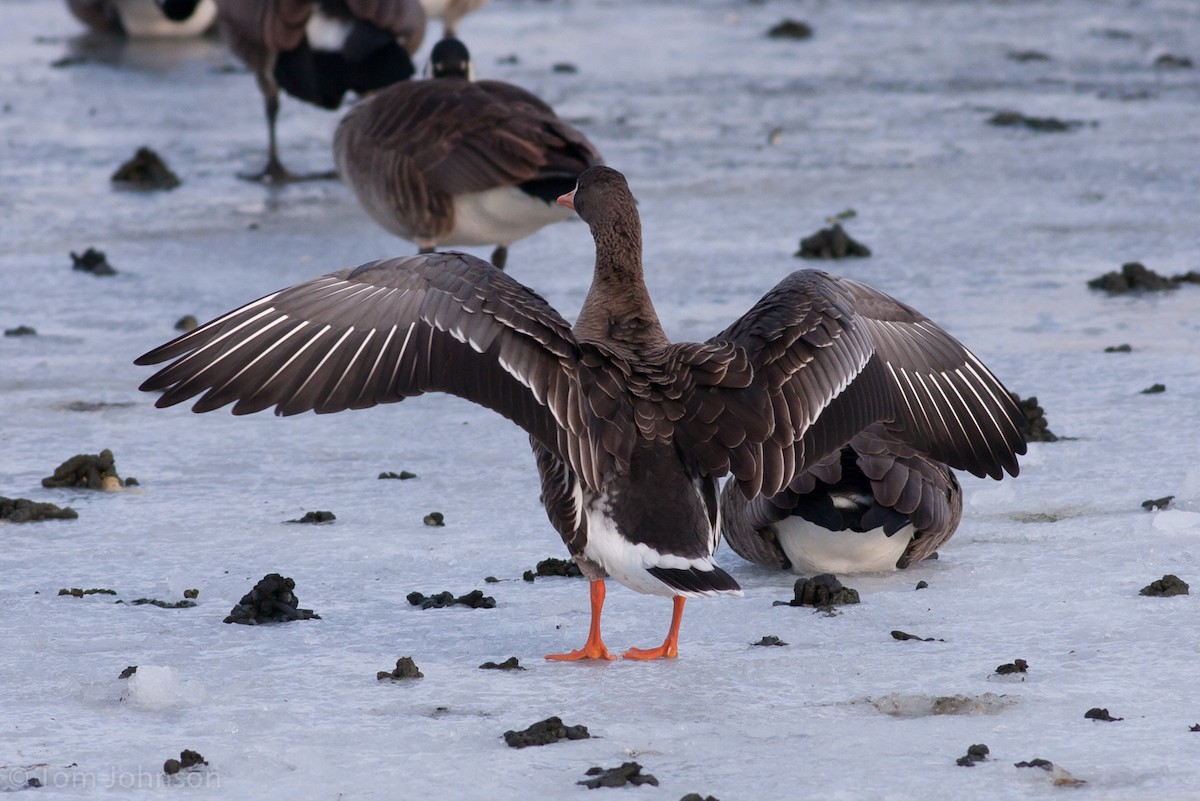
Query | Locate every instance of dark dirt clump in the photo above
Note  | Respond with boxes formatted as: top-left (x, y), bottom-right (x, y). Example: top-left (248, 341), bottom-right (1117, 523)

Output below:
top-left (892, 630), bottom-right (943, 642)
top-left (224, 573), bottom-right (321, 624)
top-left (503, 716), bottom-right (590, 748)
top-left (4, 325), bottom-right (37, 336)
top-left (378, 470), bottom-right (417, 480)
top-left (987, 110), bottom-right (1088, 132)
top-left (287, 510), bottom-right (335, 524)
top-left (71, 247), bottom-right (116, 276)
top-left (915, 580), bottom-right (929, 590)
top-left (774, 573), bottom-right (860, 607)
top-left (163, 749), bottom-right (207, 775)
top-left (1009, 392), bottom-right (1057, 442)
top-left (1139, 574), bottom-right (1189, 597)
top-left (578, 762), bottom-right (658, 789)
top-left (377, 656), bottom-right (423, 680)
top-left (795, 223), bottom-right (871, 260)
top-left (407, 589), bottom-right (496, 609)
top-left (1155, 54), bottom-right (1194, 69)
top-left (956, 743), bottom-right (989, 767)
top-left (125, 597), bottom-right (197, 609)
top-left (119, 665), bottom-right (138, 679)
top-left (1104, 343), bottom-right (1132, 353)
top-left (1140, 383), bottom-right (1166, 395)
top-left (551, 62), bottom-right (578, 73)
top-left (112, 146), bottom-right (181, 191)
top-left (423, 511), bottom-right (445, 526)
top-left (523, 557), bottom-right (584, 581)
top-left (680, 795), bottom-right (720, 801)
top-left (1015, 758), bottom-right (1054, 770)
top-left (1, 496), bottom-right (78, 523)
top-left (1190, 724), bottom-right (1200, 732)
top-left (1141, 495), bottom-right (1173, 511)
top-left (1008, 49), bottom-right (1051, 62)
top-left (42, 449), bottom-right (129, 489)
top-left (753, 635), bottom-right (787, 647)
top-left (64, 401), bottom-right (136, 413)
top-left (59, 587), bottom-right (117, 597)
top-left (480, 657), bottom-right (525, 671)
top-left (1087, 261), bottom-right (1200, 293)
top-left (1085, 707), bottom-right (1123, 722)
top-left (768, 19), bottom-right (813, 40)
top-left (995, 658), bottom-right (1029, 675)
top-left (174, 315), bottom-right (198, 332)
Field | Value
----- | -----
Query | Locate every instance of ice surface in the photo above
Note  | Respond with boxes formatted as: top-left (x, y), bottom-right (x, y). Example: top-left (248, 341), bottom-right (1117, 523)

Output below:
top-left (2, 0), bottom-right (1199, 799)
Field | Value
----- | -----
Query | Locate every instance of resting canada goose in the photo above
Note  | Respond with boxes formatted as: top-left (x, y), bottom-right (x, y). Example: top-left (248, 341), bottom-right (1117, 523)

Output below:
top-left (135, 166), bottom-right (1025, 660)
top-left (720, 424), bottom-right (962, 574)
top-left (67, 0), bottom-right (218, 37)
top-left (213, 0), bottom-right (426, 183)
top-left (334, 37), bottom-right (602, 269)
top-left (418, 0), bottom-right (488, 36)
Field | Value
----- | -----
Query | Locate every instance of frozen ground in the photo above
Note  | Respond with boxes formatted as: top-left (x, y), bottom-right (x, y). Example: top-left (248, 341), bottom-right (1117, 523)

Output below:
top-left (2, 0), bottom-right (1200, 798)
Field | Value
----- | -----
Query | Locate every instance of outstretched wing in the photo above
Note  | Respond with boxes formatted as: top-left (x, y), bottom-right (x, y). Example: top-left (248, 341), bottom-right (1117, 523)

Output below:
top-left (136, 252), bottom-right (581, 463)
top-left (683, 270), bottom-right (1024, 499)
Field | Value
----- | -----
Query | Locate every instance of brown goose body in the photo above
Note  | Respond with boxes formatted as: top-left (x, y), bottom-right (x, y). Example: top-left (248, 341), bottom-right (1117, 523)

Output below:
top-left (720, 424), bottom-right (962, 574)
top-left (135, 166), bottom-right (1024, 659)
top-left (334, 38), bottom-right (603, 269)
top-left (214, 0), bottom-right (426, 182)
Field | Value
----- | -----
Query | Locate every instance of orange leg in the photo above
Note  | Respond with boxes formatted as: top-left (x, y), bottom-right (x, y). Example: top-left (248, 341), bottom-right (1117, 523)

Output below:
top-left (545, 579), bottom-right (616, 661)
top-left (622, 596), bottom-right (685, 660)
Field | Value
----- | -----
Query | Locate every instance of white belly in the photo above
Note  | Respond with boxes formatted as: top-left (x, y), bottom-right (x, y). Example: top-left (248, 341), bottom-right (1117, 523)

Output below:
top-left (775, 518), bottom-right (915, 574)
top-left (113, 0), bottom-right (217, 37)
top-left (444, 186), bottom-right (574, 247)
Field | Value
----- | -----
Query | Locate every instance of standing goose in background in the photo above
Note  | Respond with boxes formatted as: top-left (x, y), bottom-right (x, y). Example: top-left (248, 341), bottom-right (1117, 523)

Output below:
top-left (134, 166), bottom-right (1025, 661)
top-left (418, 0), bottom-right (488, 36)
top-left (334, 37), bottom-right (603, 269)
top-left (214, 0), bottom-right (426, 183)
top-left (67, 0), bottom-right (218, 37)
top-left (721, 424), bottom-right (962, 575)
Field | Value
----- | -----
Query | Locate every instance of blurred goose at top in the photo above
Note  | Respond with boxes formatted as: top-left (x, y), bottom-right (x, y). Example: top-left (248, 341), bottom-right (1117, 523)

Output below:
top-left (418, 0), bottom-right (488, 37)
top-left (213, 0), bottom-right (427, 183)
top-left (334, 37), bottom-right (603, 269)
top-left (67, 0), bottom-right (218, 37)
top-left (134, 166), bottom-right (1025, 660)
top-left (721, 424), bottom-right (962, 575)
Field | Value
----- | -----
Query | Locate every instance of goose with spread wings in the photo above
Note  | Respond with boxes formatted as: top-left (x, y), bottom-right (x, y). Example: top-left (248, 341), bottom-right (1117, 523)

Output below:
top-left (721, 424), bottom-right (963, 575)
top-left (135, 166), bottom-right (1025, 660)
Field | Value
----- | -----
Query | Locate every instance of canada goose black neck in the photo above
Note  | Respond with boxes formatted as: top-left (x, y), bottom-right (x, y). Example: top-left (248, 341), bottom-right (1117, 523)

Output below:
top-left (571, 167), bottom-right (667, 351)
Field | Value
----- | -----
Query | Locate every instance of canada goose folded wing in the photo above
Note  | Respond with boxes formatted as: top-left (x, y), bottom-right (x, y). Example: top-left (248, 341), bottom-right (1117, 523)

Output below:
top-left (343, 0), bottom-right (426, 48)
top-left (137, 252), bottom-right (573, 444)
top-left (675, 270), bottom-right (1023, 500)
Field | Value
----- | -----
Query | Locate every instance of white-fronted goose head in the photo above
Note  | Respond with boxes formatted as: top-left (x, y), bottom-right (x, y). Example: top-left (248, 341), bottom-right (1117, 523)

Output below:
top-left (333, 36), bottom-right (603, 270)
top-left (418, 0), bottom-right (487, 37)
top-left (721, 424), bottom-right (962, 574)
top-left (67, 0), bottom-right (218, 37)
top-left (135, 165), bottom-right (1024, 660)
top-left (213, 0), bottom-right (426, 183)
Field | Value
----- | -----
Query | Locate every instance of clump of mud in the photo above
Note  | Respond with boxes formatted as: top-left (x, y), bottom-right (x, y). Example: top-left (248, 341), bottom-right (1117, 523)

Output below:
top-left (174, 315), bottom-right (198, 332)
top-left (124, 597), bottom-right (197, 609)
top-left (287, 510), bottom-right (335, 524)
top-left (995, 658), bottom-right (1029, 675)
top-left (1140, 383), bottom-right (1166, 395)
top-left (423, 511), bottom-right (445, 526)
top-left (71, 247), bottom-right (116, 276)
top-left (680, 795), bottom-right (720, 801)
top-left (578, 762), bottom-right (657, 789)
top-left (523, 557), bottom-right (584, 581)
top-left (1087, 261), bottom-right (1200, 293)
top-left (378, 470), bottom-right (417, 480)
top-left (1008, 392), bottom-right (1057, 442)
top-left (774, 573), bottom-right (860, 607)
top-left (1104, 343), bottom-right (1132, 353)
top-left (1155, 54), bottom-right (1194, 69)
top-left (119, 665), bottom-right (138, 679)
top-left (987, 111), bottom-right (1089, 132)
top-left (480, 657), bottom-right (525, 671)
top-left (4, 325), bottom-right (37, 337)
top-left (503, 716), bottom-right (589, 748)
top-left (41, 449), bottom-right (131, 490)
top-left (1139, 574), bottom-right (1189, 597)
top-left (753, 635), bottom-right (787, 647)
top-left (163, 749), bottom-right (207, 776)
top-left (1085, 707), bottom-right (1123, 722)
top-left (767, 19), bottom-right (813, 40)
top-left (112, 146), bottom-right (181, 191)
top-left (1142, 495), bottom-right (1174, 511)
top-left (872, 692), bottom-right (1011, 717)
top-left (1015, 759), bottom-right (1087, 787)
top-left (795, 223), bottom-right (871, 260)
top-left (1, 497), bottom-right (78, 523)
top-left (58, 587), bottom-right (117, 597)
top-left (956, 743), bottom-right (989, 767)
top-left (1008, 49), bottom-right (1051, 62)
top-left (377, 656), bottom-right (423, 681)
top-left (891, 630), bottom-right (943, 642)
top-left (224, 573), bottom-right (321, 624)
top-left (407, 589), bottom-right (496, 609)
